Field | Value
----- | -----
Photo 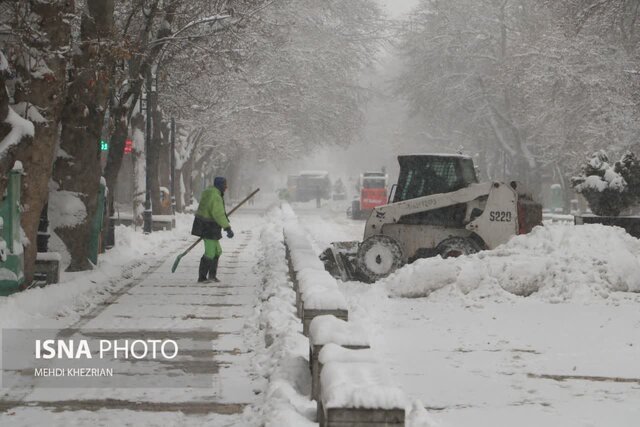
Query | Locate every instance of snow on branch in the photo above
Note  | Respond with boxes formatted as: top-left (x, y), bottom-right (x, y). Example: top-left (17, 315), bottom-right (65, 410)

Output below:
top-left (0, 50), bottom-right (8, 72)
top-left (1, 107), bottom-right (35, 159)
top-left (149, 14), bottom-right (232, 48)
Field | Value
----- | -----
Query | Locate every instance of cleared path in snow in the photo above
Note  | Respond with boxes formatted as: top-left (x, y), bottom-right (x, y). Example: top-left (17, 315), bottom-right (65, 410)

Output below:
top-left (0, 213), bottom-right (265, 427)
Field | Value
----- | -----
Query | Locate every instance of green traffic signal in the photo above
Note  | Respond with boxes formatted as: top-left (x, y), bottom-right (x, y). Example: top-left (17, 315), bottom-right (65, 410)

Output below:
top-left (100, 140), bottom-right (109, 151)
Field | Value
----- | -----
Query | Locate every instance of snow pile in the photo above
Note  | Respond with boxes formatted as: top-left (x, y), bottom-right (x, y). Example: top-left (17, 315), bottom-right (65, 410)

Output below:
top-left (320, 362), bottom-right (407, 410)
top-left (48, 189), bottom-right (87, 229)
top-left (387, 223), bottom-right (640, 302)
top-left (283, 214), bottom-right (347, 311)
top-left (309, 315), bottom-right (370, 348)
top-left (251, 206), bottom-right (316, 426)
top-left (297, 268), bottom-right (348, 310)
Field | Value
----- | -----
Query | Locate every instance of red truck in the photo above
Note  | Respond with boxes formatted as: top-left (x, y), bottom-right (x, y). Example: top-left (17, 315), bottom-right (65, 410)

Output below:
top-left (350, 172), bottom-right (388, 219)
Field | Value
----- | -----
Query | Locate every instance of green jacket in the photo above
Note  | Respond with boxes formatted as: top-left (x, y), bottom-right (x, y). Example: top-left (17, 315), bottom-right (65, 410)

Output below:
top-left (196, 187), bottom-right (230, 229)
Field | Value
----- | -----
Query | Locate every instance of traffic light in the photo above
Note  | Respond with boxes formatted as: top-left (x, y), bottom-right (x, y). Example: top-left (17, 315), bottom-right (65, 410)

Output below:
top-left (100, 139), bottom-right (109, 151)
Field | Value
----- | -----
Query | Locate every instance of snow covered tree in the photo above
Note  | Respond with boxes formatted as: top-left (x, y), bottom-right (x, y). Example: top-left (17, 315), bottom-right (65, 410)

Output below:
top-left (158, 0), bottom-right (382, 194)
top-left (0, 0), bottom-right (73, 281)
top-left (394, 0), bottom-right (640, 197)
top-left (50, 0), bottom-right (115, 271)
top-left (572, 150), bottom-right (640, 216)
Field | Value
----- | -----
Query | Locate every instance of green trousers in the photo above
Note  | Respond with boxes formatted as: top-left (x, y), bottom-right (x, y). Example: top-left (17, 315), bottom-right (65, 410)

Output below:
top-left (203, 239), bottom-right (222, 259)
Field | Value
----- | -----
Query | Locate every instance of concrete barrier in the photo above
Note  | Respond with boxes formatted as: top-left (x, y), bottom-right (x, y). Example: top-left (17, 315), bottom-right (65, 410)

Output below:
top-left (309, 316), bottom-right (371, 402)
top-left (319, 360), bottom-right (406, 427)
top-left (283, 222), bottom-right (348, 336)
top-left (281, 210), bottom-right (407, 427)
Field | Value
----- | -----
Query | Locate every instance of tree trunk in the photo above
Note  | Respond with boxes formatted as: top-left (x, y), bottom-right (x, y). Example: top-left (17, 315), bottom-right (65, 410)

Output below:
top-left (51, 0), bottom-right (114, 271)
top-left (175, 168), bottom-right (184, 212)
top-left (183, 158), bottom-right (194, 209)
top-left (149, 101), bottom-right (163, 214)
top-left (104, 110), bottom-right (129, 214)
top-left (131, 113), bottom-right (146, 225)
top-left (0, 1), bottom-right (73, 283)
top-left (158, 120), bottom-right (172, 214)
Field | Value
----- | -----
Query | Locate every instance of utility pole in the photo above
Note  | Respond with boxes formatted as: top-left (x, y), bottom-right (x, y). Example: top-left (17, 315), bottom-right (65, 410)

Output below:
top-left (170, 117), bottom-right (176, 214)
top-left (143, 68), bottom-right (154, 234)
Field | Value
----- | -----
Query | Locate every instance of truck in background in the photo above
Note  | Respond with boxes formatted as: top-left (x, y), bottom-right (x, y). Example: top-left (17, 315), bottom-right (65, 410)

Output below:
top-left (350, 171), bottom-right (388, 219)
top-left (294, 171), bottom-right (331, 202)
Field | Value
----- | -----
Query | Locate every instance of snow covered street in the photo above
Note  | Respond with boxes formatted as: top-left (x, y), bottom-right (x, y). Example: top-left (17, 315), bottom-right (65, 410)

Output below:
top-left (2, 201), bottom-right (640, 427)
top-left (6, 0), bottom-right (640, 425)
top-left (297, 202), bottom-right (640, 427)
top-left (1, 213), bottom-right (267, 426)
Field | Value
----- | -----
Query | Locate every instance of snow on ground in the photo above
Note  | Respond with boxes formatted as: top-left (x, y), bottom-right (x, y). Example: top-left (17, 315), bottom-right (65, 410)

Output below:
top-left (296, 204), bottom-right (640, 427)
top-left (250, 205), bottom-right (317, 427)
top-left (3, 198), bottom-right (639, 426)
top-left (0, 214), bottom-right (194, 330)
top-left (0, 207), bottom-right (275, 427)
top-left (385, 222), bottom-right (640, 302)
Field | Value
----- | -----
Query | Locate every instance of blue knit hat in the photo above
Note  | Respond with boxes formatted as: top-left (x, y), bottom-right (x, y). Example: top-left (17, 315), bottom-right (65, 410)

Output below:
top-left (214, 176), bottom-right (227, 192)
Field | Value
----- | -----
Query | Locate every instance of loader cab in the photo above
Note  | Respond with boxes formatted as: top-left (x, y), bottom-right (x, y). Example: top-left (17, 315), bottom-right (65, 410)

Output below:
top-left (392, 154), bottom-right (478, 228)
top-left (393, 154), bottom-right (477, 203)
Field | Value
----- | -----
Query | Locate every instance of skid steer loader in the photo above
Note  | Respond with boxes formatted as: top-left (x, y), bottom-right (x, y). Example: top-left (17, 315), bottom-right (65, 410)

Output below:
top-left (320, 154), bottom-right (542, 283)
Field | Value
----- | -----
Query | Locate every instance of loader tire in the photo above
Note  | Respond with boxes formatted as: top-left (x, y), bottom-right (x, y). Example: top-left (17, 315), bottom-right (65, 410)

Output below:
top-left (356, 235), bottom-right (405, 283)
top-left (436, 236), bottom-right (482, 259)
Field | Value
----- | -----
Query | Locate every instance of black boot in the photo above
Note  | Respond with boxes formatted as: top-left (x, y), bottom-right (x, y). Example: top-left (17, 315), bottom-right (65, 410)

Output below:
top-left (208, 256), bottom-right (220, 282)
top-left (198, 256), bottom-right (212, 283)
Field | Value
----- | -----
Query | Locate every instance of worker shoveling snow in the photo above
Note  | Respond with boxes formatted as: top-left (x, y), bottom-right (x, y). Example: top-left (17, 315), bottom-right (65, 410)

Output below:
top-left (384, 223), bottom-right (640, 302)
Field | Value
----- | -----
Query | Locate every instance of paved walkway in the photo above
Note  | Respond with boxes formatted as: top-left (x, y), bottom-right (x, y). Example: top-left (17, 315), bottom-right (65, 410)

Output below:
top-left (1, 214), bottom-right (265, 426)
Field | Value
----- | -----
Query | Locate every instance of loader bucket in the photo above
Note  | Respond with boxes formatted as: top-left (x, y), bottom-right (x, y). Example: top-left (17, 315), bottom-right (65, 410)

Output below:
top-left (319, 241), bottom-right (361, 282)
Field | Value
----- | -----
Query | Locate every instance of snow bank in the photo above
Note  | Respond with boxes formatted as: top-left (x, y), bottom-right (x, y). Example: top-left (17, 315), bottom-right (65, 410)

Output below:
top-left (250, 206), bottom-right (316, 425)
top-left (387, 223), bottom-right (640, 302)
top-left (320, 362), bottom-right (407, 410)
top-left (283, 213), bottom-right (347, 311)
top-left (48, 189), bottom-right (87, 229)
top-left (297, 269), bottom-right (347, 310)
top-left (309, 315), bottom-right (370, 347)
top-left (289, 249), bottom-right (324, 272)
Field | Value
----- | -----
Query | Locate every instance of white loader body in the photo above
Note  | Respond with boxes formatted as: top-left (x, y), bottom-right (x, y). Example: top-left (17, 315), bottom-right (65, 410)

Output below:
top-left (364, 182), bottom-right (519, 262)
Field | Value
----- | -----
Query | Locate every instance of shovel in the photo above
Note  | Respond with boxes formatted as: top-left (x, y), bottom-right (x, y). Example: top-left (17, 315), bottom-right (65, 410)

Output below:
top-left (171, 188), bottom-right (260, 273)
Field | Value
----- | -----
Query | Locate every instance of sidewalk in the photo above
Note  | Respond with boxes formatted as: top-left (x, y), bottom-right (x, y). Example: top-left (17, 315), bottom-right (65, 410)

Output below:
top-left (1, 213), bottom-right (266, 426)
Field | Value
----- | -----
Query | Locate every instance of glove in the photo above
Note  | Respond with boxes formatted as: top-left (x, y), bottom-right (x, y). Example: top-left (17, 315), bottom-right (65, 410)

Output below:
top-left (225, 227), bottom-right (234, 239)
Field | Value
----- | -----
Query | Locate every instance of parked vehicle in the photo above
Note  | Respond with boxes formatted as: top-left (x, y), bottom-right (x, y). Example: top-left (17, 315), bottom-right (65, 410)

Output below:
top-left (350, 171), bottom-right (388, 219)
top-left (295, 171), bottom-right (331, 202)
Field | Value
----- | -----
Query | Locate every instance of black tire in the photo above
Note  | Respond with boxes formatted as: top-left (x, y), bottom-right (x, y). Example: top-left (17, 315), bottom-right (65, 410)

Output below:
top-left (356, 235), bottom-right (405, 283)
top-left (435, 236), bottom-right (482, 259)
